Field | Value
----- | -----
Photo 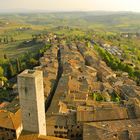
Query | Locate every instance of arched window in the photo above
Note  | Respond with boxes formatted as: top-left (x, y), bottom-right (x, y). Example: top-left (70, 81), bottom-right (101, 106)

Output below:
top-left (55, 125), bottom-right (58, 129)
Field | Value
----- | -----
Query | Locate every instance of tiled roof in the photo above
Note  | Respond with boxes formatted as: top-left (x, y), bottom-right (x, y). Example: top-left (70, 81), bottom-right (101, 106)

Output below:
top-left (0, 109), bottom-right (21, 130)
top-left (85, 119), bottom-right (140, 132)
top-left (2, 97), bottom-right (20, 113)
top-left (18, 132), bottom-right (68, 140)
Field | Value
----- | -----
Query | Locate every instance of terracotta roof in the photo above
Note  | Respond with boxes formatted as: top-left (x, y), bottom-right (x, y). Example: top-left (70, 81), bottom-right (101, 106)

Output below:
top-left (0, 102), bottom-right (9, 108)
top-left (18, 132), bottom-right (68, 140)
top-left (68, 77), bottom-right (80, 92)
top-left (77, 106), bottom-right (94, 112)
top-left (93, 107), bottom-right (128, 121)
top-left (0, 109), bottom-right (21, 130)
top-left (99, 61), bottom-right (115, 75)
top-left (85, 119), bottom-right (140, 132)
top-left (85, 66), bottom-right (97, 73)
top-left (91, 82), bottom-right (103, 91)
top-left (68, 59), bottom-right (79, 67)
top-left (103, 82), bottom-right (112, 89)
top-left (84, 119), bottom-right (140, 140)
top-left (74, 92), bottom-right (88, 101)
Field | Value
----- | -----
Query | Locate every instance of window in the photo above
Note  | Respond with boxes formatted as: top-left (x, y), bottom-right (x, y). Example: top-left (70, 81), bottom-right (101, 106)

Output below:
top-left (25, 87), bottom-right (28, 94)
top-left (64, 132), bottom-right (68, 134)
top-left (7, 132), bottom-right (9, 136)
top-left (55, 125), bottom-right (58, 129)
top-left (79, 134), bottom-right (82, 137)
top-left (77, 126), bottom-right (80, 128)
top-left (13, 133), bottom-right (16, 137)
top-left (59, 135), bottom-right (63, 138)
top-left (11, 130), bottom-right (15, 133)
top-left (64, 126), bottom-right (68, 129)
top-left (54, 131), bottom-right (58, 134)
top-left (71, 134), bottom-right (74, 138)
top-left (76, 133), bottom-right (80, 137)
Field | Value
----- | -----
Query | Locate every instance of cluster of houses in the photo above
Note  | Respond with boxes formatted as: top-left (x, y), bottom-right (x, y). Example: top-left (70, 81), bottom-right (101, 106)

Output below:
top-left (121, 33), bottom-right (140, 38)
top-left (99, 42), bottom-right (136, 68)
top-left (45, 37), bottom-right (140, 139)
top-left (35, 44), bottom-right (58, 99)
top-left (100, 43), bottom-right (122, 57)
top-left (0, 34), bottom-right (140, 140)
top-left (76, 42), bottom-right (140, 140)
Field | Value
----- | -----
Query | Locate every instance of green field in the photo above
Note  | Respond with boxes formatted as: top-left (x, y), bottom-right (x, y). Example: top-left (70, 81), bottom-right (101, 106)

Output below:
top-left (0, 41), bottom-right (44, 58)
top-left (0, 12), bottom-right (140, 59)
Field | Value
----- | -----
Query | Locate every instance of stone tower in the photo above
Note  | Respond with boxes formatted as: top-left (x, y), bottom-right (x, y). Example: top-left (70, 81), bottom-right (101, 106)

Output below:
top-left (18, 70), bottom-right (46, 135)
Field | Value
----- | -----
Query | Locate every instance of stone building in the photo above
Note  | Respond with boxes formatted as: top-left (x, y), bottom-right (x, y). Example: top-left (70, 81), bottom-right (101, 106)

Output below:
top-left (0, 109), bottom-right (22, 140)
top-left (83, 119), bottom-right (140, 140)
top-left (46, 114), bottom-right (82, 140)
top-left (133, 98), bottom-right (140, 118)
top-left (18, 70), bottom-right (46, 135)
top-left (18, 132), bottom-right (69, 140)
top-left (77, 103), bottom-right (128, 122)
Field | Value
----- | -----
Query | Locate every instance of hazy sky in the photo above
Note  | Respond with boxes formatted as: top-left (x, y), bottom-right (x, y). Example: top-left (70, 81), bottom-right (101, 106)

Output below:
top-left (0, 0), bottom-right (140, 12)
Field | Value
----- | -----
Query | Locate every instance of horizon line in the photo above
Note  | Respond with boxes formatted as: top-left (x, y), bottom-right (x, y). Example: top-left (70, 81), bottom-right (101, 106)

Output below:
top-left (0, 9), bottom-right (140, 14)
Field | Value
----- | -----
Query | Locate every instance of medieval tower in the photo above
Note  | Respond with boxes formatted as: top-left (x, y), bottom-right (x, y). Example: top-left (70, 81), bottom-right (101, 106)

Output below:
top-left (18, 70), bottom-right (46, 135)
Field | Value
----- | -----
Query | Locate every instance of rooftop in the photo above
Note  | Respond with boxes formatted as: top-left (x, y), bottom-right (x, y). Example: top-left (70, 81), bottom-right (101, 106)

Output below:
top-left (18, 131), bottom-right (69, 140)
top-left (0, 109), bottom-right (21, 130)
top-left (3, 97), bottom-right (20, 113)
top-left (18, 70), bottom-right (42, 78)
top-left (85, 119), bottom-right (140, 132)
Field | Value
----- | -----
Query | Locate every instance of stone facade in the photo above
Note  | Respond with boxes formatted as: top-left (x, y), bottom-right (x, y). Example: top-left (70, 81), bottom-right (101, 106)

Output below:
top-left (18, 70), bottom-right (46, 135)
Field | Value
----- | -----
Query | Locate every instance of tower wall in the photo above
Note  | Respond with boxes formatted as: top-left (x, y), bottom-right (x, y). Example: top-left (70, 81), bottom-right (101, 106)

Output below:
top-left (18, 70), bottom-right (46, 135)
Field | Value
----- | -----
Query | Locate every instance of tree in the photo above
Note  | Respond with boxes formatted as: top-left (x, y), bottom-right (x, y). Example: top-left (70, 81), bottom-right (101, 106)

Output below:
top-left (124, 65), bottom-right (134, 77)
top-left (4, 54), bottom-right (8, 59)
top-left (115, 97), bottom-right (120, 103)
top-left (0, 66), bottom-right (7, 85)
top-left (29, 58), bottom-right (38, 68)
top-left (93, 93), bottom-right (104, 101)
top-left (86, 41), bottom-right (91, 48)
top-left (7, 63), bottom-right (14, 78)
top-left (0, 66), bottom-right (4, 77)
top-left (16, 58), bottom-right (21, 73)
top-left (11, 37), bottom-right (14, 42)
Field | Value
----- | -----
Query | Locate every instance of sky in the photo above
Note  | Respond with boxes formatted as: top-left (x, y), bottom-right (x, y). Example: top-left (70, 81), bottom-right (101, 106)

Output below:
top-left (0, 0), bottom-right (140, 12)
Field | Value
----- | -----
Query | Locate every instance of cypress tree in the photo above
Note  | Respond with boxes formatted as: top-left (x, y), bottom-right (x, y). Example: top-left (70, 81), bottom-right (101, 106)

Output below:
top-left (16, 58), bottom-right (21, 73)
top-left (7, 62), bottom-right (14, 78)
